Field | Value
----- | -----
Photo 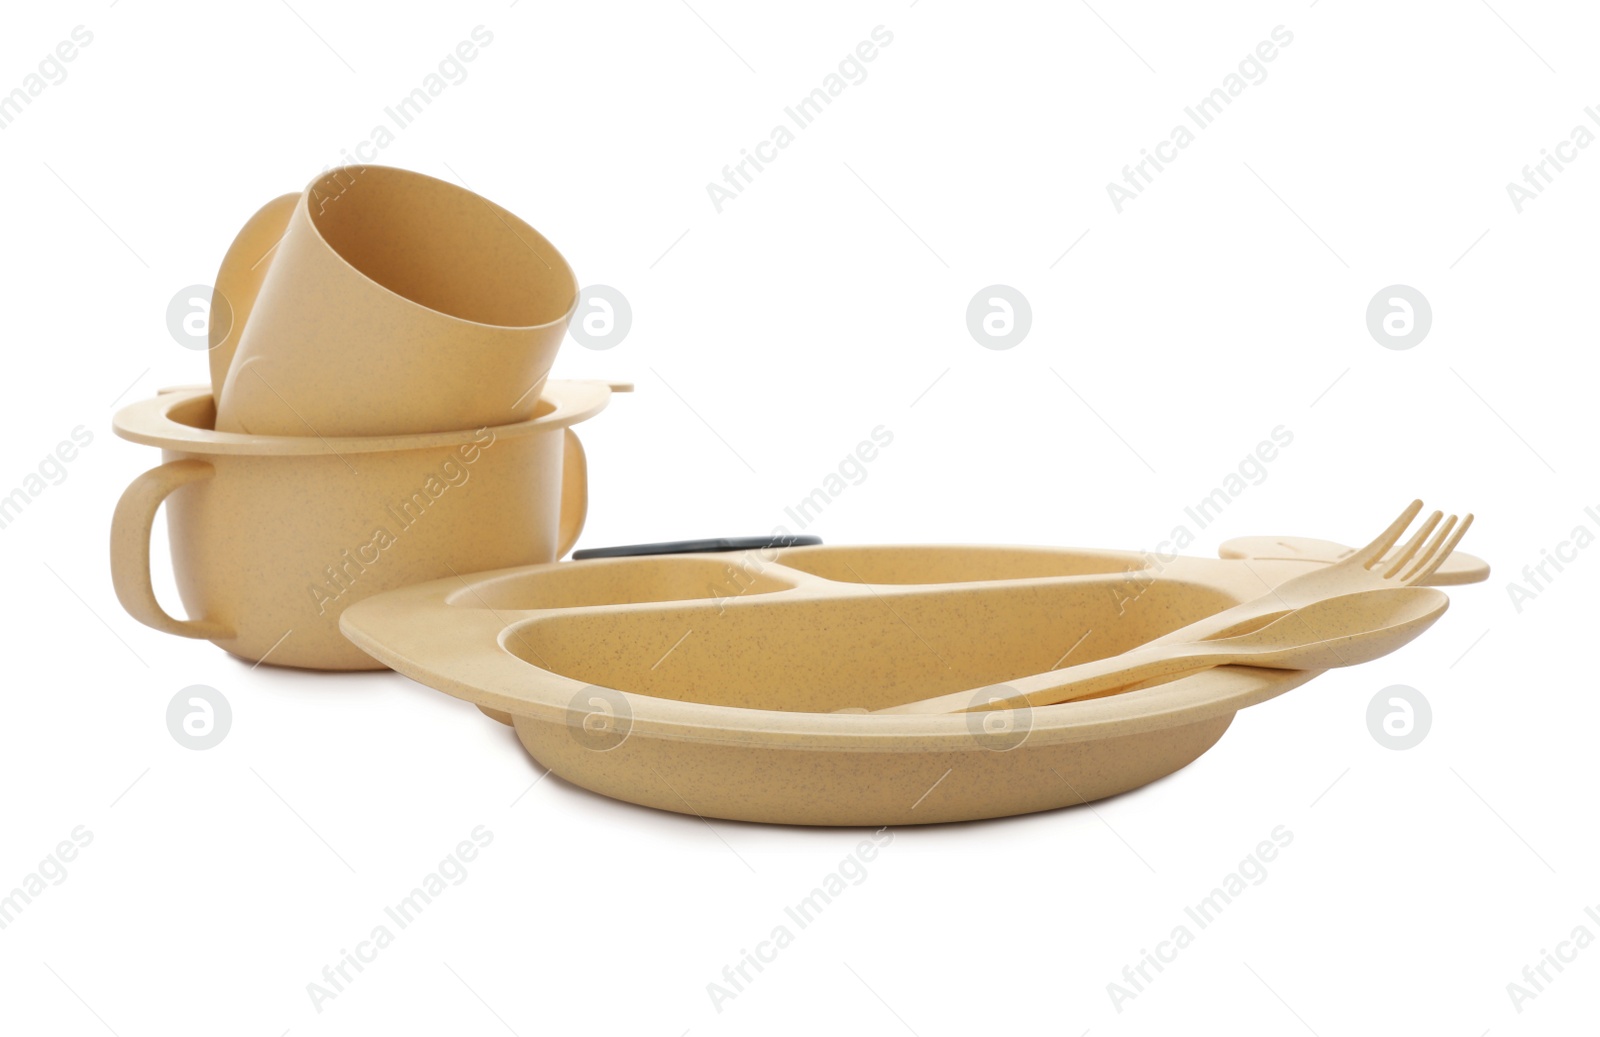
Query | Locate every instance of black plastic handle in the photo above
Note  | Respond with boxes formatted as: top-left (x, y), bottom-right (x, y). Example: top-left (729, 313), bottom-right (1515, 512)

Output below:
top-left (571, 534), bottom-right (822, 560)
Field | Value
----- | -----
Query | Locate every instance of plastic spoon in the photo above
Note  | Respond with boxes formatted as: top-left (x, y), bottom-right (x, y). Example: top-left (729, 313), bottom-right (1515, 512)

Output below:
top-left (874, 586), bottom-right (1448, 715)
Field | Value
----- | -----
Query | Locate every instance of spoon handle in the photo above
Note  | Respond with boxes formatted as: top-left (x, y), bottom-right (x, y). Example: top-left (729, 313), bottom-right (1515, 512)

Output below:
top-left (873, 642), bottom-right (1224, 715)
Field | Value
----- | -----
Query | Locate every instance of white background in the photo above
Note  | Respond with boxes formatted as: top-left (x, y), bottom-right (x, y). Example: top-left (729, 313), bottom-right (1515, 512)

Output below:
top-left (1, 0), bottom-right (1595, 1033)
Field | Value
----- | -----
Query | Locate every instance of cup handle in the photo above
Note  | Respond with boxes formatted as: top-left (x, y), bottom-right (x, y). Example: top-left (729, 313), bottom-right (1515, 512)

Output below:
top-left (110, 459), bottom-right (234, 640)
top-left (556, 429), bottom-right (588, 559)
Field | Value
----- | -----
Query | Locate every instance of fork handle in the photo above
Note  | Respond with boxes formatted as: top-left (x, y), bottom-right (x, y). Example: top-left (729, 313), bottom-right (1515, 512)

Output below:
top-left (1141, 596), bottom-right (1293, 648)
top-left (873, 642), bottom-right (1224, 715)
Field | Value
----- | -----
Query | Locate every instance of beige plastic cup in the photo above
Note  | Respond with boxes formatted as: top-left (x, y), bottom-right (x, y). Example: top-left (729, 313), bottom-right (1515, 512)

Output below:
top-left (213, 165), bottom-right (579, 437)
top-left (110, 381), bottom-right (622, 670)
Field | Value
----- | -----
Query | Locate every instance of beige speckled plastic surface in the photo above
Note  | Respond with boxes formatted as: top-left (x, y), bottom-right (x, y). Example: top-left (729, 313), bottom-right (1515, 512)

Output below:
top-left (206, 192), bottom-right (297, 405)
top-left (880, 586), bottom-right (1448, 714)
top-left (882, 502), bottom-right (1471, 714)
top-left (110, 381), bottom-right (622, 670)
top-left (213, 165), bottom-right (579, 437)
top-left (340, 538), bottom-right (1487, 826)
top-left (1218, 534), bottom-right (1489, 584)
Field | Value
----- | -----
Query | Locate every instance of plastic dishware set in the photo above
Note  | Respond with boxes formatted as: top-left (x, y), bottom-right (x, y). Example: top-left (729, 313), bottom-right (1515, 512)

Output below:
top-left (110, 165), bottom-right (1490, 825)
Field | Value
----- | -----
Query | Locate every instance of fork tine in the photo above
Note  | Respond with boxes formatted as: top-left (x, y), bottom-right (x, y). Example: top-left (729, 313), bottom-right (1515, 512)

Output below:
top-left (1401, 512), bottom-right (1465, 582)
top-left (1397, 514), bottom-right (1455, 581)
top-left (1408, 513), bottom-right (1473, 583)
top-left (1351, 499), bottom-right (1424, 564)
top-left (1380, 510), bottom-right (1442, 576)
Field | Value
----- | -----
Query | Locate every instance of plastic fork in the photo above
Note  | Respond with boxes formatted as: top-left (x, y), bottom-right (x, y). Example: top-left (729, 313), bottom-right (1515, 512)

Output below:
top-left (1142, 499), bottom-right (1472, 647)
top-left (878, 586), bottom-right (1449, 715)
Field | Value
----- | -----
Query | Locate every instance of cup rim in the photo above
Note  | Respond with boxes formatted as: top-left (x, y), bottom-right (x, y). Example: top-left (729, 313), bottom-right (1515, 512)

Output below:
top-left (113, 381), bottom-right (622, 456)
top-left (300, 164), bottom-right (580, 333)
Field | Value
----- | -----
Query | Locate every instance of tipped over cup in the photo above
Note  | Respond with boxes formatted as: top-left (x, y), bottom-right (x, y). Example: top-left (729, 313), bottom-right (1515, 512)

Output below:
top-left (213, 164), bottom-right (579, 438)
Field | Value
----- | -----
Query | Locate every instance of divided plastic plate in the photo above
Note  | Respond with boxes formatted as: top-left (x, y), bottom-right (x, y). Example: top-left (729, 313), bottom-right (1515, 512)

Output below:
top-left (339, 542), bottom-right (1488, 826)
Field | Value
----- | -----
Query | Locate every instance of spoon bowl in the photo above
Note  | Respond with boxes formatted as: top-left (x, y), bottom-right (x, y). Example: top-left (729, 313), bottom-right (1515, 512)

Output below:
top-left (1197, 585), bottom-right (1448, 671)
